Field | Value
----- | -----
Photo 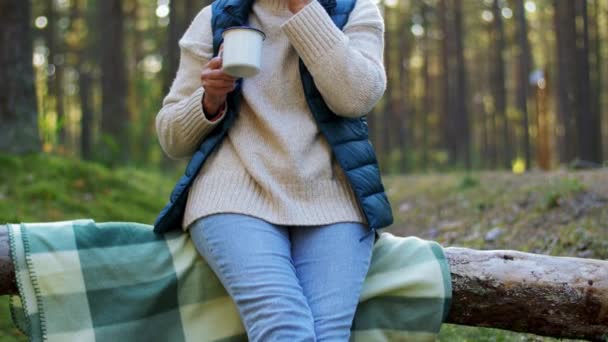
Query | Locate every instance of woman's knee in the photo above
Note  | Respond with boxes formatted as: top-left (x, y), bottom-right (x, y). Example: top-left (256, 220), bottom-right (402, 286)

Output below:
top-left (290, 222), bottom-right (373, 341)
top-left (188, 214), bottom-right (316, 341)
top-left (237, 286), bottom-right (316, 341)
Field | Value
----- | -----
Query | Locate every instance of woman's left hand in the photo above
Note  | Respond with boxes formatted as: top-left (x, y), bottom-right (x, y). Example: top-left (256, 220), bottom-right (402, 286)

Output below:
top-left (288, 0), bottom-right (312, 14)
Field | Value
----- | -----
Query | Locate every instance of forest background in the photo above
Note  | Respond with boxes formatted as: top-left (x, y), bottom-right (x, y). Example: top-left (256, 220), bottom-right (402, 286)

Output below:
top-left (2, 0), bottom-right (607, 172)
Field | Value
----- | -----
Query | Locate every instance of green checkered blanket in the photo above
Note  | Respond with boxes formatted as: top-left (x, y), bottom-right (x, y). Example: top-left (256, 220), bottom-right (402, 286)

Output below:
top-left (7, 219), bottom-right (452, 341)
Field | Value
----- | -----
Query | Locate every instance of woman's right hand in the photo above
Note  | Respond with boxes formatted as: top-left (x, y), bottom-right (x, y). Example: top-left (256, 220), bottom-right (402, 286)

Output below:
top-left (201, 54), bottom-right (237, 116)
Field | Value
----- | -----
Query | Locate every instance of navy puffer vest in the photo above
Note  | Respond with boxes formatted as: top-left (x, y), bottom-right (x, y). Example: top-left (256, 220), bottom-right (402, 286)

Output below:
top-left (154, 0), bottom-right (393, 235)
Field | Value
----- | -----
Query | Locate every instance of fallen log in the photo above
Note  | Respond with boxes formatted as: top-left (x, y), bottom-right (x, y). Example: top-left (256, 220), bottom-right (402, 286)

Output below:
top-left (0, 225), bottom-right (16, 295)
top-left (444, 247), bottom-right (608, 341)
top-left (0, 225), bottom-right (606, 340)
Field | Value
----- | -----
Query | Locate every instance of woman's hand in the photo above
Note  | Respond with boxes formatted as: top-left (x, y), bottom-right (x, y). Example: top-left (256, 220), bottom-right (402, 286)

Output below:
top-left (288, 0), bottom-right (312, 14)
top-left (200, 51), bottom-right (237, 116)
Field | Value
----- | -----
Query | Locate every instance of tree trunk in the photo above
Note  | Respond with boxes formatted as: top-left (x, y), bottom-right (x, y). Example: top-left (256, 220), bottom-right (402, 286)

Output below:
top-left (98, 0), bottom-right (129, 164)
top-left (590, 0), bottom-right (602, 163)
top-left (480, 100), bottom-right (490, 169)
top-left (79, 72), bottom-right (94, 160)
top-left (492, 0), bottom-right (509, 169)
top-left (160, 0), bottom-right (182, 170)
top-left (574, 0), bottom-right (602, 164)
top-left (397, 5), bottom-right (410, 173)
top-left (452, 0), bottom-right (470, 169)
top-left (514, 0), bottom-right (532, 170)
top-left (46, 0), bottom-right (67, 146)
top-left (44, 0), bottom-right (66, 147)
top-left (421, 2), bottom-right (431, 170)
top-left (482, 22), bottom-right (498, 169)
top-left (0, 0), bottom-right (41, 154)
top-left (604, 2), bottom-right (608, 162)
top-left (440, 0), bottom-right (467, 167)
top-left (163, 0), bottom-right (183, 98)
top-left (2, 225), bottom-right (607, 340)
top-left (445, 247), bottom-right (608, 341)
top-left (0, 226), bottom-right (17, 295)
top-left (185, 0), bottom-right (197, 16)
top-left (438, 0), bottom-right (451, 163)
top-left (535, 70), bottom-right (551, 170)
top-left (553, 0), bottom-right (577, 163)
top-left (71, 0), bottom-right (95, 160)
top-left (381, 3), bottom-right (392, 168)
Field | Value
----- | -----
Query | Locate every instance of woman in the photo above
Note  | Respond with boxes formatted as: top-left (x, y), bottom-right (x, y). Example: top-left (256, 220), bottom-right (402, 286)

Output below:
top-left (156, 0), bottom-right (388, 339)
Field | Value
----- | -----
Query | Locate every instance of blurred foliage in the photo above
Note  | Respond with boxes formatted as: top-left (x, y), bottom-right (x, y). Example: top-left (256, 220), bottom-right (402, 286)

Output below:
top-left (0, 153), bottom-right (177, 224)
top-left (17, 0), bottom-right (607, 172)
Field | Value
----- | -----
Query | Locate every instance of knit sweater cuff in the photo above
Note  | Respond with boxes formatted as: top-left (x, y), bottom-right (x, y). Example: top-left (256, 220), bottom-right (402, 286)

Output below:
top-left (281, 0), bottom-right (345, 66)
top-left (175, 87), bottom-right (225, 147)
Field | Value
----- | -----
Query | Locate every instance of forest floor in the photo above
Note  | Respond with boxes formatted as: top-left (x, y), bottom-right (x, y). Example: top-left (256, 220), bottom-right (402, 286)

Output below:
top-left (1, 153), bottom-right (606, 341)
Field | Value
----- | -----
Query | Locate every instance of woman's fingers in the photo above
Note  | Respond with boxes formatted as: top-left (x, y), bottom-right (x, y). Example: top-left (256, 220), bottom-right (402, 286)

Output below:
top-left (203, 82), bottom-right (237, 97)
top-left (202, 69), bottom-right (237, 81)
top-left (205, 57), bottom-right (236, 79)
top-left (201, 52), bottom-right (237, 99)
top-left (205, 88), bottom-right (235, 98)
top-left (206, 56), bottom-right (223, 70)
top-left (203, 79), bottom-right (237, 88)
top-left (203, 86), bottom-right (237, 97)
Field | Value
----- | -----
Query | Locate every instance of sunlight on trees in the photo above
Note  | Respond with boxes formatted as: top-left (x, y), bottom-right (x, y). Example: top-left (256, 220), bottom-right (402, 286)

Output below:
top-left (2, 0), bottom-right (605, 171)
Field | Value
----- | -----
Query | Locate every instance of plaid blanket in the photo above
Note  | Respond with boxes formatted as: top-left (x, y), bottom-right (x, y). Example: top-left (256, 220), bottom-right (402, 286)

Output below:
top-left (7, 219), bottom-right (452, 342)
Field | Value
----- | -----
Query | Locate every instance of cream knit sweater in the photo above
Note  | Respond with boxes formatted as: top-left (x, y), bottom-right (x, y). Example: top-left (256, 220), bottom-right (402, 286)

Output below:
top-left (156, 0), bottom-right (386, 230)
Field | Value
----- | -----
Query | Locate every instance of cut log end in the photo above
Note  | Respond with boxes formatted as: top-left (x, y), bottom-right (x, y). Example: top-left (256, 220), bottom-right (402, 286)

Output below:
top-left (0, 225), bottom-right (17, 296)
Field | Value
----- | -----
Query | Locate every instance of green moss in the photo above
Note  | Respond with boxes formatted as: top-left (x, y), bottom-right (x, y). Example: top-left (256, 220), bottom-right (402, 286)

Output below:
top-left (541, 177), bottom-right (586, 210)
top-left (458, 174), bottom-right (480, 190)
top-left (0, 153), bottom-right (175, 225)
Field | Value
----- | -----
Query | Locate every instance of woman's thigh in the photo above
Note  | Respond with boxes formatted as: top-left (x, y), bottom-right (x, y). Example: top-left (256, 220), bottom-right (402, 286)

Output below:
top-left (188, 213), bottom-right (315, 341)
top-left (290, 223), bottom-right (374, 341)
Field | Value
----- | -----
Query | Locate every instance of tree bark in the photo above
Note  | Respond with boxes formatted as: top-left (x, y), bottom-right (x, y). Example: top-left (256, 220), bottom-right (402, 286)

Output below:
top-left (163, 0), bottom-right (183, 98)
top-left (0, 0), bottom-right (41, 154)
top-left (438, 0), bottom-right (451, 162)
top-left (98, 0), bottom-right (129, 164)
top-left (421, 2), bottom-right (430, 170)
top-left (491, 0), bottom-right (509, 170)
top-left (452, 0), bottom-right (470, 169)
top-left (483, 22), bottom-right (498, 169)
top-left (514, 0), bottom-right (532, 170)
top-left (445, 247), bottom-right (608, 341)
top-left (2, 224), bottom-right (606, 340)
top-left (397, 5), bottom-right (410, 173)
top-left (79, 72), bottom-right (94, 160)
top-left (553, 0), bottom-right (577, 163)
top-left (45, 0), bottom-right (67, 147)
top-left (574, 1), bottom-right (602, 164)
top-left (589, 0), bottom-right (602, 162)
top-left (0, 226), bottom-right (17, 295)
top-left (71, 0), bottom-right (95, 160)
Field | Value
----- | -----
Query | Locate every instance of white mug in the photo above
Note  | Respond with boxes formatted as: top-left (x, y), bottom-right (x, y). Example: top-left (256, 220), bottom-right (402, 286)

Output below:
top-left (221, 26), bottom-right (266, 78)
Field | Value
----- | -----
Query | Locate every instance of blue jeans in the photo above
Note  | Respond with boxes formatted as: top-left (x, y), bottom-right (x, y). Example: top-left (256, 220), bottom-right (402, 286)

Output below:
top-left (188, 213), bottom-right (374, 341)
